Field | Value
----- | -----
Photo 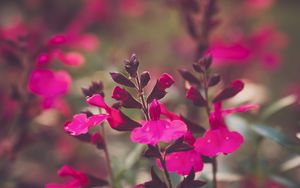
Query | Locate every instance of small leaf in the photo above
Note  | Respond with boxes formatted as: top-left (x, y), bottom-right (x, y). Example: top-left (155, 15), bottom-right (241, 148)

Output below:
top-left (208, 74), bottom-right (221, 87)
top-left (177, 168), bottom-right (206, 188)
top-left (144, 145), bottom-right (161, 158)
top-left (166, 142), bottom-right (193, 154)
top-left (178, 69), bottom-right (201, 85)
top-left (110, 72), bottom-right (136, 88)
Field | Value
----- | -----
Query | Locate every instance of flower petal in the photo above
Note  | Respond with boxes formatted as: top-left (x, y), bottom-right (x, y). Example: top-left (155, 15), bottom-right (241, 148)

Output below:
top-left (194, 128), bottom-right (243, 157)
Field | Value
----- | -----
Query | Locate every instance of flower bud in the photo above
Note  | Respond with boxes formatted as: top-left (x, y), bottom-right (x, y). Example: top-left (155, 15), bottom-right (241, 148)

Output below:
top-left (186, 86), bottom-right (207, 106)
top-left (124, 54), bottom-right (139, 77)
top-left (140, 71), bottom-right (150, 88)
top-left (112, 86), bottom-right (142, 109)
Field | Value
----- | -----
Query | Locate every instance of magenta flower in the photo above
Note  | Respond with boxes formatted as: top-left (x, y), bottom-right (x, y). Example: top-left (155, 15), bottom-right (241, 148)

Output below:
top-left (157, 132), bottom-right (203, 175)
top-left (86, 94), bottom-right (140, 131)
top-left (64, 113), bottom-right (108, 136)
top-left (131, 99), bottom-right (187, 145)
top-left (209, 25), bottom-right (287, 70)
top-left (28, 68), bottom-right (71, 98)
top-left (194, 103), bottom-right (259, 157)
top-left (45, 165), bottom-right (89, 188)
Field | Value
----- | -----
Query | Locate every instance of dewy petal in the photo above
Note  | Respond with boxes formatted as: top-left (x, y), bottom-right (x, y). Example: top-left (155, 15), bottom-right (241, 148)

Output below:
top-left (194, 128), bottom-right (243, 157)
top-left (157, 149), bottom-right (203, 175)
top-left (131, 120), bottom-right (187, 145)
top-left (64, 113), bottom-right (107, 136)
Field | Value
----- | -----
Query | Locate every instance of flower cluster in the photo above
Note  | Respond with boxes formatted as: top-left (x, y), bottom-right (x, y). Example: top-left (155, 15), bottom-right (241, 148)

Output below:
top-left (49, 54), bottom-right (259, 188)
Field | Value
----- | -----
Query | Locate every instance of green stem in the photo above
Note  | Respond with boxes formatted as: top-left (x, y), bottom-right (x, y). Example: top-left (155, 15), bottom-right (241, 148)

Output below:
top-left (158, 150), bottom-right (172, 188)
top-left (101, 126), bottom-right (115, 188)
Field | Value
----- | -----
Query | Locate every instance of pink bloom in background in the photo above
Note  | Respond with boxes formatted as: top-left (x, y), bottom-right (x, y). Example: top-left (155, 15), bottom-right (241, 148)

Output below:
top-left (86, 94), bottom-right (140, 131)
top-left (244, 0), bottom-right (275, 12)
top-left (29, 69), bottom-right (71, 98)
top-left (209, 25), bottom-right (287, 70)
top-left (64, 113), bottom-right (108, 136)
top-left (45, 165), bottom-right (89, 188)
top-left (131, 99), bottom-right (187, 145)
top-left (119, 0), bottom-right (145, 17)
top-left (157, 132), bottom-right (203, 175)
top-left (194, 103), bottom-right (259, 157)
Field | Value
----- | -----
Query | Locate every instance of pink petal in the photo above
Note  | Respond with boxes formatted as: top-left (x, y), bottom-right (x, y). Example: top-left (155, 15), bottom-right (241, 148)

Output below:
top-left (157, 149), bottom-right (203, 175)
top-left (64, 114), bottom-right (89, 136)
top-left (131, 120), bottom-right (187, 145)
top-left (64, 113), bottom-right (107, 136)
top-left (194, 128), bottom-right (243, 157)
top-left (86, 94), bottom-right (108, 109)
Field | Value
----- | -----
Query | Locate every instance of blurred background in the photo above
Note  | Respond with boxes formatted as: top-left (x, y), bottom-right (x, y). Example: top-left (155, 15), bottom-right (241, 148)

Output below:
top-left (0, 0), bottom-right (299, 187)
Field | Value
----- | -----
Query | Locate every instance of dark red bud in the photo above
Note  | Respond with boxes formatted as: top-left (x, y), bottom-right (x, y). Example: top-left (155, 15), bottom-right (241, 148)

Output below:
top-left (213, 80), bottom-right (244, 103)
top-left (140, 71), bottom-right (150, 88)
top-left (157, 73), bottom-right (174, 89)
top-left (111, 86), bottom-right (142, 109)
top-left (186, 87), bottom-right (207, 106)
top-left (124, 53), bottom-right (139, 77)
top-left (110, 72), bottom-right (135, 88)
top-left (147, 74), bottom-right (174, 103)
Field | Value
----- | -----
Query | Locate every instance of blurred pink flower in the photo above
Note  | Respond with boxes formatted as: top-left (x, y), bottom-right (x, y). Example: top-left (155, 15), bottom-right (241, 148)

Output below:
top-left (45, 165), bottom-right (89, 188)
top-left (64, 113), bottom-right (108, 136)
top-left (210, 25), bottom-right (287, 70)
top-left (29, 68), bottom-right (71, 97)
top-left (29, 68), bottom-right (71, 98)
top-left (119, 0), bottom-right (145, 17)
top-left (131, 99), bottom-right (187, 145)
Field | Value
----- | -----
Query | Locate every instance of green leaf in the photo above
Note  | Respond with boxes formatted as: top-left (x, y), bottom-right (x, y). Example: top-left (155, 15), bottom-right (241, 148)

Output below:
top-left (250, 124), bottom-right (300, 154)
top-left (260, 95), bottom-right (297, 120)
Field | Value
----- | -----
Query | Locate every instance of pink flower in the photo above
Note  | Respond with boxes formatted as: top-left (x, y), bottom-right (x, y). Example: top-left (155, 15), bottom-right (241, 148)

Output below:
top-left (45, 165), bottom-right (89, 188)
top-left (209, 25), bottom-right (287, 70)
top-left (28, 68), bottom-right (71, 98)
top-left (157, 132), bottom-right (203, 175)
top-left (64, 113), bottom-right (108, 136)
top-left (131, 100), bottom-right (187, 145)
top-left (86, 94), bottom-right (140, 131)
top-left (194, 103), bottom-right (259, 157)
